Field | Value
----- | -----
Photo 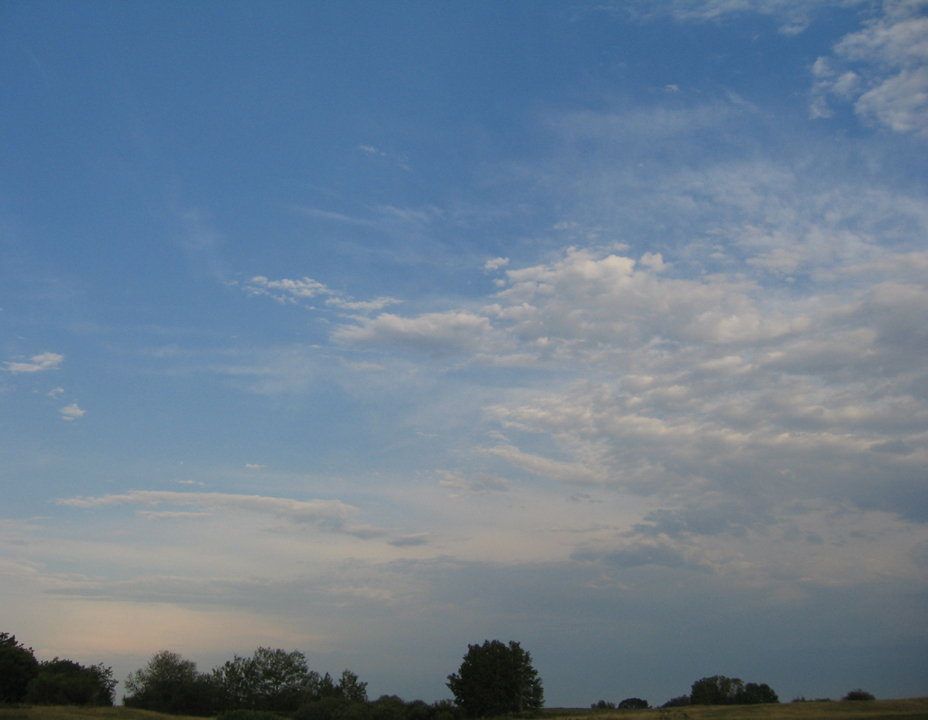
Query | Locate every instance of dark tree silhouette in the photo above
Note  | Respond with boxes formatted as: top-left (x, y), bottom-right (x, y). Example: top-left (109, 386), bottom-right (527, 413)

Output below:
top-left (447, 640), bottom-right (543, 717)
top-left (0, 633), bottom-right (39, 704)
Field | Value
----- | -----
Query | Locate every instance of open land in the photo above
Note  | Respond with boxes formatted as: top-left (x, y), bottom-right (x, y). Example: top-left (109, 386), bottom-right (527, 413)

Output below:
top-left (3, 701), bottom-right (928, 720)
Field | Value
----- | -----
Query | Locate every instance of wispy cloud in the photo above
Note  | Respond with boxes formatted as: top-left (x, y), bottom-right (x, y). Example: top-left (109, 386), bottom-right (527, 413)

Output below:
top-left (59, 490), bottom-right (385, 538)
top-left (244, 276), bottom-right (400, 313)
top-left (4, 352), bottom-right (64, 373)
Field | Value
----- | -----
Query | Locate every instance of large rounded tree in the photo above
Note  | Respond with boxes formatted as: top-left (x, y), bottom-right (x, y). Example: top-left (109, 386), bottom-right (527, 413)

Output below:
top-left (447, 640), bottom-right (543, 717)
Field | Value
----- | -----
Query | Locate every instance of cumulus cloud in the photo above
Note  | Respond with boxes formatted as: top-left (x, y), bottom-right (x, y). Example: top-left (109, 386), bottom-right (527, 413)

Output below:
top-left (4, 353), bottom-right (64, 373)
top-left (59, 403), bottom-right (85, 421)
top-left (59, 490), bottom-right (384, 538)
top-left (812, 1), bottom-right (928, 134)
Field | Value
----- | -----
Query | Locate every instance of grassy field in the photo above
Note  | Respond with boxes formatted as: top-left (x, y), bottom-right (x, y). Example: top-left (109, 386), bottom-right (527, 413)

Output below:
top-left (2, 701), bottom-right (927, 720)
top-left (543, 698), bottom-right (928, 720)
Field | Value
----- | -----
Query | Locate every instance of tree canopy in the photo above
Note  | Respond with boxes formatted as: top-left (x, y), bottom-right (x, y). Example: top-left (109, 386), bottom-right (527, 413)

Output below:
top-left (446, 640), bottom-right (543, 718)
top-left (0, 633), bottom-right (39, 704)
top-left (690, 676), bottom-right (778, 706)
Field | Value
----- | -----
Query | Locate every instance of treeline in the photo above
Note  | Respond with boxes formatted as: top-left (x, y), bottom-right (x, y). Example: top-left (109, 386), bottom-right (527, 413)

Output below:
top-left (0, 633), bottom-right (116, 706)
top-left (122, 648), bottom-right (462, 720)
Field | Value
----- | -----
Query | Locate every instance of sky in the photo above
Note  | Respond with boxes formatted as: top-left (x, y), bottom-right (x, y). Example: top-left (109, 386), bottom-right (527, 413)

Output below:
top-left (1, 0), bottom-right (927, 708)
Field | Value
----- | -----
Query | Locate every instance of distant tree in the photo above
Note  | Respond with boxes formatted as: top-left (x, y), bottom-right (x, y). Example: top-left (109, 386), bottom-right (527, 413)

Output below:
top-left (0, 633), bottom-right (39, 704)
top-left (447, 640), bottom-right (544, 717)
top-left (124, 650), bottom-right (217, 715)
top-left (740, 683), bottom-right (778, 705)
top-left (336, 670), bottom-right (369, 703)
top-left (617, 698), bottom-right (648, 710)
top-left (689, 676), bottom-right (778, 706)
top-left (214, 648), bottom-right (317, 711)
top-left (843, 689), bottom-right (875, 701)
top-left (591, 700), bottom-right (615, 709)
top-left (25, 658), bottom-right (116, 706)
top-left (690, 675), bottom-right (744, 705)
top-left (661, 696), bottom-right (690, 708)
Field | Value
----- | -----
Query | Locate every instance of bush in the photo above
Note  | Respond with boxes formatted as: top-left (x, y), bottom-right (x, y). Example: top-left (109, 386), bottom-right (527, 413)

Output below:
top-left (844, 689), bottom-right (875, 701)
top-left (617, 698), bottom-right (648, 710)
top-left (590, 700), bottom-right (615, 709)
top-left (661, 696), bottom-right (690, 708)
top-left (0, 633), bottom-right (39, 704)
top-left (25, 659), bottom-right (116, 706)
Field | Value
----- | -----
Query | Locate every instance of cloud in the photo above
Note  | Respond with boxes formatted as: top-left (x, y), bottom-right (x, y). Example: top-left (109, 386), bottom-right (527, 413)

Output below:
top-left (333, 311), bottom-right (496, 355)
top-left (4, 353), bottom-right (64, 373)
top-left (244, 276), bottom-right (400, 314)
top-left (244, 276), bottom-right (330, 303)
top-left (59, 490), bottom-right (383, 538)
top-left (617, 0), bottom-right (858, 36)
top-left (438, 470), bottom-right (510, 496)
top-left (59, 403), bottom-right (85, 421)
top-left (812, 1), bottom-right (928, 134)
top-left (484, 257), bottom-right (510, 272)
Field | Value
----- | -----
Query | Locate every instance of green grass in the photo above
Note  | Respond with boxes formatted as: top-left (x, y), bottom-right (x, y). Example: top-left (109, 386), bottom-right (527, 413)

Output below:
top-left (2, 701), bottom-right (927, 720)
top-left (540, 698), bottom-right (928, 720)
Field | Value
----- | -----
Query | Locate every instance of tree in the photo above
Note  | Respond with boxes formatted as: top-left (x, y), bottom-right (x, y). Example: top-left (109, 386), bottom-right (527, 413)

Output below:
top-left (25, 658), bottom-right (116, 706)
top-left (124, 650), bottom-right (217, 715)
top-left (617, 698), bottom-right (648, 710)
top-left (689, 676), bottom-right (778, 706)
top-left (740, 683), bottom-right (778, 705)
top-left (690, 675), bottom-right (744, 705)
top-left (446, 640), bottom-right (543, 717)
top-left (214, 647), bottom-right (315, 711)
top-left (844, 689), bottom-right (875, 701)
top-left (0, 633), bottom-right (39, 704)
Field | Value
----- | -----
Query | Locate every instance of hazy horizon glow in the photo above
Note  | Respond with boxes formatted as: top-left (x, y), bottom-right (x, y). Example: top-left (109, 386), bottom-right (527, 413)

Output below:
top-left (1, 0), bottom-right (927, 707)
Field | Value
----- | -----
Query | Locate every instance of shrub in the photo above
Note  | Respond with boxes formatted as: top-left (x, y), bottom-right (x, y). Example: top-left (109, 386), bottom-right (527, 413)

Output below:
top-left (661, 696), bottom-right (690, 708)
top-left (590, 700), bottom-right (615, 709)
top-left (617, 698), bottom-right (648, 710)
top-left (844, 689), bottom-right (875, 701)
top-left (25, 659), bottom-right (116, 706)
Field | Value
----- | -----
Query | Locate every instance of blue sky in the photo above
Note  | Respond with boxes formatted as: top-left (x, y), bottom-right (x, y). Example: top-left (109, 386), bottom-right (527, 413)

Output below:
top-left (2, 0), bottom-right (927, 707)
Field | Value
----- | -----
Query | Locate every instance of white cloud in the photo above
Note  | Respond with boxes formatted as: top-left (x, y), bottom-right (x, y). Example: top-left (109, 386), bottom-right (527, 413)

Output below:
top-left (5, 353), bottom-right (64, 373)
top-left (244, 276), bottom-right (330, 303)
top-left (484, 257), bottom-right (510, 272)
top-left (244, 276), bottom-right (399, 314)
top-left (59, 403), bottom-right (85, 421)
top-left (333, 311), bottom-right (496, 354)
top-left (812, 1), bottom-right (928, 134)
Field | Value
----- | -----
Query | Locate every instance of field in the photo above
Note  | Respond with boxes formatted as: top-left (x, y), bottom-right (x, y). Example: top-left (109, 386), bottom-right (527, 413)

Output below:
top-left (543, 699), bottom-right (928, 720)
top-left (2, 702), bottom-right (927, 720)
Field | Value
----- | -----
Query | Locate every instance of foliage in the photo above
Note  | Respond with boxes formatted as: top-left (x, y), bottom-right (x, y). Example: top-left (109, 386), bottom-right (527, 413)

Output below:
top-left (843, 689), bottom-right (875, 701)
top-left (661, 696), bottom-right (691, 708)
top-left (0, 633), bottom-right (39, 704)
top-left (123, 651), bottom-right (217, 716)
top-left (689, 675), bottom-right (778, 706)
top-left (590, 701), bottom-right (614, 709)
top-left (25, 659), bottom-right (116, 706)
top-left (212, 648), bottom-right (367, 713)
top-left (617, 698), bottom-right (648, 710)
top-left (446, 640), bottom-right (543, 718)
top-left (213, 648), bottom-right (313, 712)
